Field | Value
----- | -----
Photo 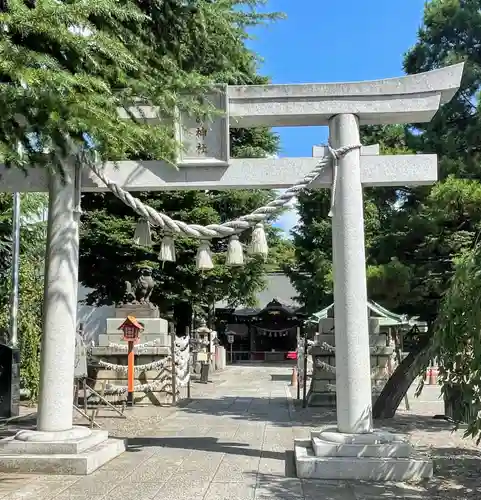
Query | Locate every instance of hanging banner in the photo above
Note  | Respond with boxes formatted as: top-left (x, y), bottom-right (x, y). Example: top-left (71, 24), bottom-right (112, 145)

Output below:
top-left (256, 326), bottom-right (296, 338)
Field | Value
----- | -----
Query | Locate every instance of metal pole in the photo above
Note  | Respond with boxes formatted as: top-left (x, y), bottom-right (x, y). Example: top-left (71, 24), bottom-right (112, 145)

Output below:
top-left (303, 335), bottom-right (308, 408)
top-left (296, 327), bottom-right (301, 400)
top-left (171, 323), bottom-right (177, 405)
top-left (9, 192), bottom-right (21, 347)
top-left (186, 326), bottom-right (191, 400)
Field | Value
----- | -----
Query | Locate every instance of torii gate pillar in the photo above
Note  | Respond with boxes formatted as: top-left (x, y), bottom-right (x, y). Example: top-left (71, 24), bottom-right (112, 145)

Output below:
top-left (329, 114), bottom-right (373, 434)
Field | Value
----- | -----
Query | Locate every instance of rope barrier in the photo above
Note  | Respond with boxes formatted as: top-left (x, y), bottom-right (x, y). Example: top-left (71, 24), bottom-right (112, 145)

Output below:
top-left (88, 143), bottom-right (362, 238)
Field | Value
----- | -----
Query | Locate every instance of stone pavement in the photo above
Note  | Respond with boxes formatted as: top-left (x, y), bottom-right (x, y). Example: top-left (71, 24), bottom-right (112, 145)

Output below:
top-left (0, 365), bottom-right (480, 499)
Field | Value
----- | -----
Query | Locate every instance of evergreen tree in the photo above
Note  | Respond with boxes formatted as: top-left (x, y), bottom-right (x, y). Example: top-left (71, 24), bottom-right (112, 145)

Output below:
top-left (0, 1), bottom-right (279, 170)
top-left (400, 0), bottom-right (481, 434)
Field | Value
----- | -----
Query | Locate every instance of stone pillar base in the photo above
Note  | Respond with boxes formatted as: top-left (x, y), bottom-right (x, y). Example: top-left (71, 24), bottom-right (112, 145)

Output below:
top-left (0, 427), bottom-right (125, 475)
top-left (295, 427), bottom-right (433, 482)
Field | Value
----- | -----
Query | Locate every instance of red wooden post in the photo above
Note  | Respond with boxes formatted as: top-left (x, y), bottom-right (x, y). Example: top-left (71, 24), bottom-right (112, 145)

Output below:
top-left (127, 341), bottom-right (135, 406)
top-left (118, 316), bottom-right (144, 407)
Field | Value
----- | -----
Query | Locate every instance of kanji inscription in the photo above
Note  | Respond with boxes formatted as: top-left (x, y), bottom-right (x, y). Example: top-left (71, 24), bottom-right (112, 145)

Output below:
top-left (176, 90), bottom-right (229, 167)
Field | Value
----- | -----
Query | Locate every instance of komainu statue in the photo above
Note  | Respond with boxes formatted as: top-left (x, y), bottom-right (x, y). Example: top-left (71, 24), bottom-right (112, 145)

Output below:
top-left (122, 266), bottom-right (156, 304)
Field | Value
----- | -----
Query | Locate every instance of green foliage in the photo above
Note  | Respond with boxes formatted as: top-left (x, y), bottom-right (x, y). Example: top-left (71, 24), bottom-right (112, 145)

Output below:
top-left (0, 194), bottom-right (46, 400)
top-left (0, 256), bottom-right (43, 400)
top-left (364, 174), bottom-right (481, 321)
top-left (367, 259), bottom-right (413, 312)
top-left (0, 0), bottom-right (282, 172)
top-left (431, 245), bottom-right (481, 441)
top-left (79, 187), bottom-right (281, 312)
top-left (376, 0), bottom-right (481, 324)
top-left (265, 232), bottom-right (295, 272)
top-left (403, 0), bottom-right (481, 175)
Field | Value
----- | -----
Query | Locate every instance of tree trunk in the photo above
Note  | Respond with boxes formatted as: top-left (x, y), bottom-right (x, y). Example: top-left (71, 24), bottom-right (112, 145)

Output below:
top-left (373, 337), bottom-right (431, 419)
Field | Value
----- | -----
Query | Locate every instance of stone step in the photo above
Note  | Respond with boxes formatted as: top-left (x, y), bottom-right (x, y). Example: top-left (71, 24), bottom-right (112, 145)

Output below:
top-left (311, 355), bottom-right (393, 373)
top-left (310, 378), bottom-right (388, 391)
top-left (307, 391), bottom-right (382, 408)
top-left (97, 333), bottom-right (171, 347)
top-left (87, 389), bottom-right (173, 405)
top-left (307, 391), bottom-right (336, 407)
top-left (311, 372), bottom-right (390, 382)
top-left (93, 369), bottom-right (172, 380)
top-left (0, 430), bottom-right (109, 455)
top-left (91, 346), bottom-right (170, 356)
top-left (311, 436), bottom-right (411, 458)
top-left (295, 440), bottom-right (433, 481)
top-left (0, 433), bottom-right (126, 475)
top-left (312, 348), bottom-right (394, 359)
top-left (106, 318), bottom-right (168, 335)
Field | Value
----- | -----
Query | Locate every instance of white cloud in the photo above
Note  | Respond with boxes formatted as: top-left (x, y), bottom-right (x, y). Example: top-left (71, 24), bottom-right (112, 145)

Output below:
top-left (274, 208), bottom-right (299, 237)
top-left (273, 190), bottom-right (299, 237)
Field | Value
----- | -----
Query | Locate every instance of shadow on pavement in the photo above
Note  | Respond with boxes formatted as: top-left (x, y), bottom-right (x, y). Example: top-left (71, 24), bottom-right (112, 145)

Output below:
top-left (125, 435), bottom-right (285, 460)
top-left (174, 394), bottom-right (462, 431)
top-left (176, 395), bottom-right (315, 427)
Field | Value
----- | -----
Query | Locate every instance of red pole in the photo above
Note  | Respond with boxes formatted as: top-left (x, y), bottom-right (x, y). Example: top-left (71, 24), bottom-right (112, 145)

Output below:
top-left (127, 340), bottom-right (135, 406)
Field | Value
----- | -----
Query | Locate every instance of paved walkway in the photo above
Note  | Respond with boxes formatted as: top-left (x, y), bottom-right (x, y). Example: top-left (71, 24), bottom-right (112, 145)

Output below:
top-left (0, 365), bottom-right (480, 499)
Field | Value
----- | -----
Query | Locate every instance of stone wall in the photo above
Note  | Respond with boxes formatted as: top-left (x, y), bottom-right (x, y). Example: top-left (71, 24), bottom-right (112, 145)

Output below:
top-left (88, 346), bottom-right (177, 405)
top-left (77, 286), bottom-right (115, 344)
top-left (307, 318), bottom-right (396, 407)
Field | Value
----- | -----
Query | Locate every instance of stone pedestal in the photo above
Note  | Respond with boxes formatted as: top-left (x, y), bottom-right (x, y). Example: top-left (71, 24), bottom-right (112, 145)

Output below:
top-left (89, 346), bottom-right (173, 405)
top-left (115, 304), bottom-right (160, 318)
top-left (92, 313), bottom-right (172, 405)
top-left (0, 427), bottom-right (125, 475)
top-left (97, 317), bottom-right (170, 347)
top-left (295, 427), bottom-right (432, 481)
top-left (215, 346), bottom-right (226, 370)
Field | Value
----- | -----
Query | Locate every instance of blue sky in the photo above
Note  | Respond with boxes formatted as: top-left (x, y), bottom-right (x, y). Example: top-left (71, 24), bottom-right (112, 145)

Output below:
top-left (246, 0), bottom-right (426, 234)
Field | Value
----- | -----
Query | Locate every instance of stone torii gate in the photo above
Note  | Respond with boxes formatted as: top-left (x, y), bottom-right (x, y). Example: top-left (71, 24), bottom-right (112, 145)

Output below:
top-left (0, 64), bottom-right (464, 479)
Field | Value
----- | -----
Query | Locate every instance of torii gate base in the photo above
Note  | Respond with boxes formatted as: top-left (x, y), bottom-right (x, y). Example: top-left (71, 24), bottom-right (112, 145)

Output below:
top-left (0, 63), bottom-right (463, 477)
top-left (294, 114), bottom-right (433, 482)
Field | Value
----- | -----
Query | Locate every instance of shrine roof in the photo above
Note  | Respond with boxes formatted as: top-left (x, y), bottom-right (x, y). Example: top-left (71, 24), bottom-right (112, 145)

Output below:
top-left (309, 300), bottom-right (425, 328)
top-left (215, 273), bottom-right (299, 313)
